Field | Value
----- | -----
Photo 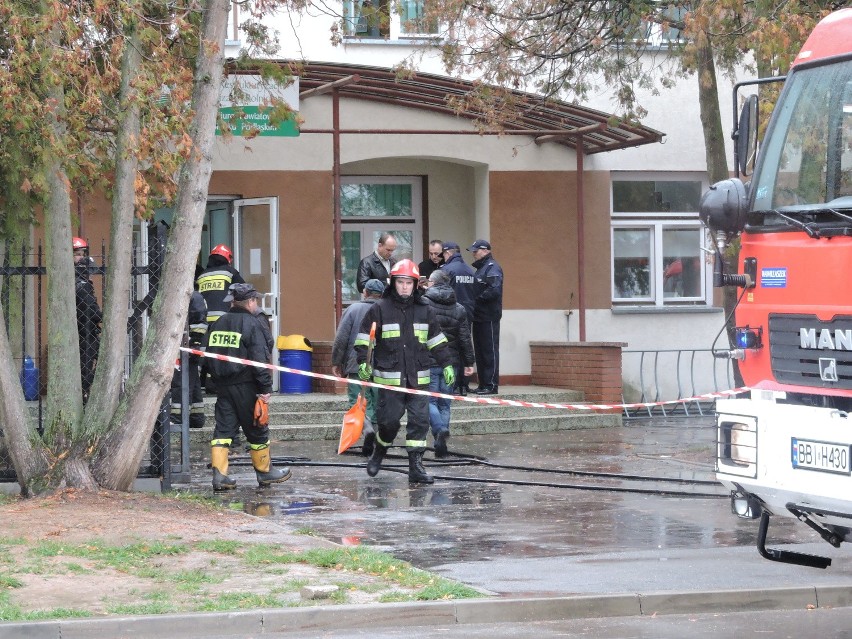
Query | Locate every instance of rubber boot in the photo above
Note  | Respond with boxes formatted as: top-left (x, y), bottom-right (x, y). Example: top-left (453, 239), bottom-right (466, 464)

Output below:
top-left (434, 431), bottom-right (449, 458)
top-left (250, 447), bottom-right (292, 486)
top-left (362, 432), bottom-right (376, 457)
top-left (408, 450), bottom-right (434, 484)
top-left (211, 446), bottom-right (236, 491)
top-left (366, 443), bottom-right (388, 477)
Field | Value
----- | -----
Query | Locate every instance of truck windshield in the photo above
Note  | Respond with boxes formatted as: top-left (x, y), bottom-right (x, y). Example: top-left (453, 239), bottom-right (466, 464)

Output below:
top-left (751, 60), bottom-right (852, 223)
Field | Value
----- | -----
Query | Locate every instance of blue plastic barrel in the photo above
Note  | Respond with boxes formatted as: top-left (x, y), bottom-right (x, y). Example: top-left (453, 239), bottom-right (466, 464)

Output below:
top-left (20, 355), bottom-right (39, 401)
top-left (277, 335), bottom-right (313, 394)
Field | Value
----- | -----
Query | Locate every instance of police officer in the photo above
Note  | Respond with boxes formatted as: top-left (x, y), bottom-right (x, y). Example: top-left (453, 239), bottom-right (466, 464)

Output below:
top-left (73, 237), bottom-right (102, 401)
top-left (439, 241), bottom-right (476, 394)
top-left (467, 239), bottom-right (503, 395)
top-left (354, 259), bottom-right (454, 484)
top-left (205, 283), bottom-right (290, 491)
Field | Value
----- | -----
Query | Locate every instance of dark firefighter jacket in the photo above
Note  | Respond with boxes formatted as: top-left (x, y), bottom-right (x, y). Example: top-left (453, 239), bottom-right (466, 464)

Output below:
top-left (422, 283), bottom-right (475, 369)
top-left (196, 255), bottom-right (245, 324)
top-left (205, 307), bottom-right (272, 392)
top-left (75, 261), bottom-right (102, 348)
top-left (354, 287), bottom-right (451, 388)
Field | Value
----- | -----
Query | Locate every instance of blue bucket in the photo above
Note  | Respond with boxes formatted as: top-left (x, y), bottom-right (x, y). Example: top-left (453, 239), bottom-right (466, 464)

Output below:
top-left (279, 350), bottom-right (312, 394)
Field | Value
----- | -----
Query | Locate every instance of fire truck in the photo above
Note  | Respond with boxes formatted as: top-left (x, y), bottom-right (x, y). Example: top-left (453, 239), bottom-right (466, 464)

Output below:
top-left (700, 8), bottom-right (852, 568)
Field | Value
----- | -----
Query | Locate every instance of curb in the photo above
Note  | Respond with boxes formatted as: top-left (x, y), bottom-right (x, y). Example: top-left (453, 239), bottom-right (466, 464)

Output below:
top-left (3, 585), bottom-right (851, 639)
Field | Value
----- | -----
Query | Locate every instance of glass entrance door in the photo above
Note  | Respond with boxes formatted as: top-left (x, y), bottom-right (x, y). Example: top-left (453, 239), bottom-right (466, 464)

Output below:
top-left (232, 197), bottom-right (280, 388)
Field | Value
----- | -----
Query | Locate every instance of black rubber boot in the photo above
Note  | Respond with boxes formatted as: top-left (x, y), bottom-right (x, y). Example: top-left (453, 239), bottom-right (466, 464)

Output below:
top-left (408, 451), bottom-right (434, 484)
top-left (362, 432), bottom-right (376, 457)
top-left (366, 443), bottom-right (388, 477)
top-left (434, 431), bottom-right (449, 458)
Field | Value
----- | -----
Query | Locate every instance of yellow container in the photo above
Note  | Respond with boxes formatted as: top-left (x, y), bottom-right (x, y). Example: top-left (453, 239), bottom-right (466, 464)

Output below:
top-left (276, 335), bottom-right (313, 351)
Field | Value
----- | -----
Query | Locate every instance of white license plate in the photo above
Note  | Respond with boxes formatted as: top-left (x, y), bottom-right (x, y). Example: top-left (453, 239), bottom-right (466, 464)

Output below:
top-left (791, 438), bottom-right (851, 475)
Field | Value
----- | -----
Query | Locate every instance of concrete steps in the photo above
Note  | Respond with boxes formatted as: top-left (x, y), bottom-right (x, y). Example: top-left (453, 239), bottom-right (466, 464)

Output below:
top-left (189, 385), bottom-right (620, 444)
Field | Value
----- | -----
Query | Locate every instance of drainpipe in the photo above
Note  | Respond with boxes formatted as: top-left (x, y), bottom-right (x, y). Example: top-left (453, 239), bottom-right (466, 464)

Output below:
top-left (333, 88), bottom-right (342, 322)
top-left (576, 137), bottom-right (586, 342)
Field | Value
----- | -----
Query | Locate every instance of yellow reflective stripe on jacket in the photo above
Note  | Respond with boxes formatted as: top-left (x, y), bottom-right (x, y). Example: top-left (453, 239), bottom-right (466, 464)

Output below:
top-left (417, 370), bottom-right (430, 385)
top-left (413, 322), bottom-right (429, 343)
top-left (354, 332), bottom-right (370, 347)
top-left (426, 332), bottom-right (448, 350)
top-left (208, 330), bottom-right (242, 348)
top-left (381, 323), bottom-right (401, 338)
top-left (374, 370), bottom-right (402, 386)
top-left (206, 310), bottom-right (226, 323)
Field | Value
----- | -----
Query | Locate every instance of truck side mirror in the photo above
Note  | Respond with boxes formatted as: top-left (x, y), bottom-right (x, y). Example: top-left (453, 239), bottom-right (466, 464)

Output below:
top-left (737, 94), bottom-right (759, 177)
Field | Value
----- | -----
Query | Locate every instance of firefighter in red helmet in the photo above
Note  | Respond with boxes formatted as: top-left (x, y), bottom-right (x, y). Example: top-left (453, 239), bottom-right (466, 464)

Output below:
top-left (354, 259), bottom-right (454, 484)
top-left (73, 237), bottom-right (101, 401)
top-left (195, 244), bottom-right (244, 394)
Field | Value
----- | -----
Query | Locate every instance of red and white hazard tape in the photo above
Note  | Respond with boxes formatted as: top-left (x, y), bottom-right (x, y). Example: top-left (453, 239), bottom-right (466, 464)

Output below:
top-left (181, 347), bottom-right (748, 412)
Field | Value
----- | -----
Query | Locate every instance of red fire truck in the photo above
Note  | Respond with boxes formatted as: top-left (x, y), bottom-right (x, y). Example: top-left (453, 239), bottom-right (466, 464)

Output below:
top-left (700, 8), bottom-right (852, 568)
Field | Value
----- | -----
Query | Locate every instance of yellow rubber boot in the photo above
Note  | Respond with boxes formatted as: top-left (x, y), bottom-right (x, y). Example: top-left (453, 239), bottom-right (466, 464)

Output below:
top-left (211, 446), bottom-right (236, 491)
top-left (250, 446), bottom-right (291, 486)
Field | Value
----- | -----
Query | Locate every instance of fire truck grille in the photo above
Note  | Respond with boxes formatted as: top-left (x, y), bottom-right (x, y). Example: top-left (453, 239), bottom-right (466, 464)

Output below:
top-left (769, 314), bottom-right (852, 390)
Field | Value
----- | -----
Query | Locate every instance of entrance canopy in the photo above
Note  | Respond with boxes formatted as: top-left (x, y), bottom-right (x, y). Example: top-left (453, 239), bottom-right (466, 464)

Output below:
top-left (293, 61), bottom-right (663, 154)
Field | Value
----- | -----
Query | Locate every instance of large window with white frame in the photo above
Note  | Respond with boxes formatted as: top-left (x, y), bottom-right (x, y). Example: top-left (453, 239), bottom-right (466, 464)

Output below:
top-left (611, 177), bottom-right (709, 307)
top-left (340, 176), bottom-right (422, 303)
top-left (342, 0), bottom-right (439, 39)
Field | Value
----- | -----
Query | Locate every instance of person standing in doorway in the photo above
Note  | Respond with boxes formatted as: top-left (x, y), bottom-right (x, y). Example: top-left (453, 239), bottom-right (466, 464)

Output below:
top-left (418, 239), bottom-right (444, 281)
top-left (467, 239), bottom-right (503, 395)
top-left (73, 237), bottom-right (102, 402)
top-left (331, 278), bottom-right (385, 456)
top-left (355, 259), bottom-right (454, 484)
top-left (196, 244), bottom-right (244, 395)
top-left (205, 283), bottom-right (290, 491)
top-left (422, 269), bottom-right (475, 457)
top-left (356, 233), bottom-right (397, 293)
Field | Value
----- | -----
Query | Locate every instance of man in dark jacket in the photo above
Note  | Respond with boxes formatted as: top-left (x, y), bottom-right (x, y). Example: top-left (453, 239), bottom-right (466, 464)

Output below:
top-left (423, 269), bottom-right (475, 457)
top-left (331, 278), bottom-right (385, 456)
top-left (354, 259), bottom-right (453, 484)
top-left (439, 241), bottom-right (477, 394)
top-left (206, 283), bottom-right (290, 491)
top-left (73, 237), bottom-right (102, 402)
top-left (356, 233), bottom-right (397, 293)
top-left (467, 239), bottom-right (504, 395)
top-left (417, 239), bottom-right (444, 281)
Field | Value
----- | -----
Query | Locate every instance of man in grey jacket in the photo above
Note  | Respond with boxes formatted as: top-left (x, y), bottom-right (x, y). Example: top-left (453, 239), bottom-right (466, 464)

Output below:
top-left (331, 278), bottom-right (386, 455)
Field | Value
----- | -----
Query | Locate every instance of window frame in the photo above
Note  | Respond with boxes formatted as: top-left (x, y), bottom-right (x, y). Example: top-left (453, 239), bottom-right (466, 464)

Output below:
top-left (340, 176), bottom-right (423, 304)
top-left (610, 174), bottom-right (711, 308)
top-left (342, 0), bottom-right (441, 41)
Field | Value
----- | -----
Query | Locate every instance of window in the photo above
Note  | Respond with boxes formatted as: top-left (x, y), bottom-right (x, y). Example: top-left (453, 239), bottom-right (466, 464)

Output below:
top-left (611, 178), bottom-right (708, 307)
top-left (340, 177), bottom-right (422, 303)
top-left (342, 0), bottom-right (439, 39)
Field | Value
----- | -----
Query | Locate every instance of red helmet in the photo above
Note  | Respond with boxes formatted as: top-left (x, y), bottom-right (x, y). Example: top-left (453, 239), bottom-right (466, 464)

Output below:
top-left (390, 259), bottom-right (419, 280)
top-left (72, 237), bottom-right (88, 250)
top-left (210, 244), bottom-right (233, 263)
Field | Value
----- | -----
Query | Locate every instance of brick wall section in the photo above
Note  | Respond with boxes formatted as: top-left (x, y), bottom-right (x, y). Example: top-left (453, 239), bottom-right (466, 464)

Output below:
top-left (309, 341), bottom-right (347, 394)
top-left (529, 341), bottom-right (625, 405)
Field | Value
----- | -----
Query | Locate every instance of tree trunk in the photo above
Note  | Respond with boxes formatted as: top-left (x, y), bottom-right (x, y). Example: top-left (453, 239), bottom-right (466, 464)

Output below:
top-left (41, 22), bottom-right (91, 485)
top-left (695, 29), bottom-right (744, 386)
top-left (94, 0), bottom-right (231, 490)
top-left (84, 9), bottom-right (142, 441)
top-left (0, 299), bottom-right (48, 496)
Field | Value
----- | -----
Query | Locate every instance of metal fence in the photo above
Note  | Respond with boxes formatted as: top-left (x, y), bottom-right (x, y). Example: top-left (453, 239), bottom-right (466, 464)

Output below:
top-left (621, 348), bottom-right (738, 419)
top-left (0, 227), bottom-right (192, 489)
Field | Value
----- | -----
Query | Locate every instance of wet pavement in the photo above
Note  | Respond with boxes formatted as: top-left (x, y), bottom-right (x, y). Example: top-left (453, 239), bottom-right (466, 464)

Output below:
top-left (187, 416), bottom-right (852, 595)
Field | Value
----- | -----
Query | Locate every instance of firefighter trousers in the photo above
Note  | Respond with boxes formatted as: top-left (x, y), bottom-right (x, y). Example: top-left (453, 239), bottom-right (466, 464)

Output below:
top-left (375, 385), bottom-right (429, 451)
